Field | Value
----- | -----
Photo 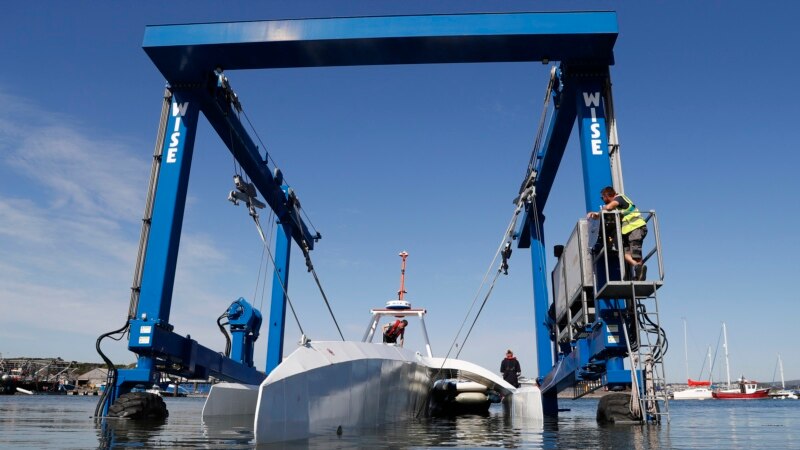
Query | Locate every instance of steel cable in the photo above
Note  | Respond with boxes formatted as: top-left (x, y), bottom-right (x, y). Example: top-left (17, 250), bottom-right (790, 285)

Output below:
top-left (305, 257), bottom-right (345, 341)
top-left (436, 197), bottom-right (528, 373)
top-left (251, 215), bottom-right (305, 337)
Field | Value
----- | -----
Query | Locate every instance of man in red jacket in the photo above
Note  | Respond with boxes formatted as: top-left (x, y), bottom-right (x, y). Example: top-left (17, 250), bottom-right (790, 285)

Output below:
top-left (382, 319), bottom-right (408, 347)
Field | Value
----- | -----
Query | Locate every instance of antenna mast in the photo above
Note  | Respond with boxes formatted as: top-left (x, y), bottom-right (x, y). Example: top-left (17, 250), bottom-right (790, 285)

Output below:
top-left (398, 251), bottom-right (409, 300)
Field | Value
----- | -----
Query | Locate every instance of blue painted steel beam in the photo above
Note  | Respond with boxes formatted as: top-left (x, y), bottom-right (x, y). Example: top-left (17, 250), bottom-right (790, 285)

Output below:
top-left (143, 12), bottom-right (617, 83)
top-left (539, 320), bottom-right (630, 394)
top-left (517, 76), bottom-right (577, 248)
top-left (127, 319), bottom-right (266, 385)
top-left (266, 220), bottom-right (292, 374)
top-left (527, 209), bottom-right (558, 415)
top-left (575, 77), bottom-right (613, 212)
top-left (137, 92), bottom-right (200, 326)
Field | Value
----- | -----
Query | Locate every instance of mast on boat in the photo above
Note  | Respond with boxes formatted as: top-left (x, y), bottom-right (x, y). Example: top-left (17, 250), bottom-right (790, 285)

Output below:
top-left (398, 251), bottom-right (408, 300)
top-left (385, 251), bottom-right (411, 310)
top-left (683, 318), bottom-right (689, 382)
top-left (363, 251), bottom-right (434, 357)
top-left (722, 322), bottom-right (731, 389)
top-left (779, 353), bottom-right (786, 389)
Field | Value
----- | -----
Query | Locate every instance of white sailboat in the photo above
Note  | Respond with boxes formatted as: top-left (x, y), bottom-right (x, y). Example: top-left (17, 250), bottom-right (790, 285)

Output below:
top-left (671, 319), bottom-right (713, 400)
top-left (768, 354), bottom-right (798, 399)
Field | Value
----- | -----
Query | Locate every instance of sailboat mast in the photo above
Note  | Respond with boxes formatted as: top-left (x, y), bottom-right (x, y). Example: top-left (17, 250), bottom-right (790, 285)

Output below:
top-left (722, 322), bottom-right (731, 388)
top-left (683, 318), bottom-right (690, 381)
top-left (706, 345), bottom-right (713, 384)
top-left (779, 353), bottom-right (785, 389)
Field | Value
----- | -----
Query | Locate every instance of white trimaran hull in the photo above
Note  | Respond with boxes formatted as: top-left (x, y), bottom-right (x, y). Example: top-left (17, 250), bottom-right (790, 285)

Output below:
top-left (203, 341), bottom-right (543, 444)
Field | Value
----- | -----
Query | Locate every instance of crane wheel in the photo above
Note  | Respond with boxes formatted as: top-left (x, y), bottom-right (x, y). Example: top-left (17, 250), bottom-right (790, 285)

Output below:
top-left (108, 392), bottom-right (168, 419)
top-left (596, 393), bottom-right (640, 424)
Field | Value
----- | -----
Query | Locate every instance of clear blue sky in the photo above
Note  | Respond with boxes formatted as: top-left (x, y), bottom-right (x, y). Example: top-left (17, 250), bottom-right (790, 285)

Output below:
top-left (1, 1), bottom-right (798, 385)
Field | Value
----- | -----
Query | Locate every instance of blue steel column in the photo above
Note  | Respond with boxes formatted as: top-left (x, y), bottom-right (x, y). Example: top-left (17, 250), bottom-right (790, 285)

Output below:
top-left (265, 217), bottom-right (292, 374)
top-left (528, 206), bottom-right (558, 415)
top-left (135, 91), bottom-right (200, 326)
top-left (574, 77), bottom-right (625, 376)
top-left (576, 80), bottom-right (613, 212)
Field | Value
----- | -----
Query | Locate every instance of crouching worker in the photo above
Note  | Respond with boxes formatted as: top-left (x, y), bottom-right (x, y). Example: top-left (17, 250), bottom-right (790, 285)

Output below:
top-left (382, 319), bottom-right (408, 347)
top-left (587, 186), bottom-right (649, 281)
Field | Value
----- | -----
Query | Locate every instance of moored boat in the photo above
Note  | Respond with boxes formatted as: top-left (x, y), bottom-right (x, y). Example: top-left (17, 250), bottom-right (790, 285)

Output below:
top-left (711, 323), bottom-right (768, 399)
top-left (672, 320), bottom-right (713, 400)
top-left (672, 386), bottom-right (713, 400)
top-left (767, 354), bottom-right (798, 399)
top-left (768, 389), bottom-right (798, 399)
top-left (712, 377), bottom-right (769, 399)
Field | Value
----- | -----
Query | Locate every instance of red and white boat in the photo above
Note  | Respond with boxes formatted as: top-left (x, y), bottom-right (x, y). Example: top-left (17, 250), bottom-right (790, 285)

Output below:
top-left (710, 323), bottom-right (769, 399)
top-left (712, 377), bottom-right (769, 399)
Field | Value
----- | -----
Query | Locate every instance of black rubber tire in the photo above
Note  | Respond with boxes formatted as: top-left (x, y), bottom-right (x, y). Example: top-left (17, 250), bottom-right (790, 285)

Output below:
top-left (596, 393), bottom-right (639, 424)
top-left (108, 392), bottom-right (168, 419)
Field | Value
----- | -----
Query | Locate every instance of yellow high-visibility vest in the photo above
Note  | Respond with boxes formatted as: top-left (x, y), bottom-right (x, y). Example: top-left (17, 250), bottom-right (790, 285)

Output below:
top-left (617, 193), bottom-right (646, 235)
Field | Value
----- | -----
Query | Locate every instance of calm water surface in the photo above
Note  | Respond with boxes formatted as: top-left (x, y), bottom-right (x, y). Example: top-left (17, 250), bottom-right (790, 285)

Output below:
top-left (1, 395), bottom-right (799, 449)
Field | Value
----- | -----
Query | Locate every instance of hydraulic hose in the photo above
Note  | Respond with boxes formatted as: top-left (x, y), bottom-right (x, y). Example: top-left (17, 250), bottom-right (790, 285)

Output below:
top-left (217, 312), bottom-right (231, 357)
top-left (93, 322), bottom-right (129, 418)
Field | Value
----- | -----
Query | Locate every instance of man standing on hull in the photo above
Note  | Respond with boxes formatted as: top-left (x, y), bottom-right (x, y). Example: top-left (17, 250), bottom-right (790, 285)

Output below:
top-left (501, 349), bottom-right (521, 388)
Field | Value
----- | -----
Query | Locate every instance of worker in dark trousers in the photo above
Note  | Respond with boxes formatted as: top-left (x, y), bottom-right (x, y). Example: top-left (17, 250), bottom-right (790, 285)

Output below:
top-left (382, 319), bottom-right (408, 347)
top-left (500, 349), bottom-right (521, 388)
top-left (588, 186), bottom-right (649, 281)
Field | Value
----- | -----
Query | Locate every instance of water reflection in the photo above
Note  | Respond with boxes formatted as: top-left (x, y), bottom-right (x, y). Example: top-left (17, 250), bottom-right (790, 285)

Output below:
top-left (88, 398), bottom-right (673, 449)
top-left (249, 405), bottom-right (546, 449)
top-left (96, 417), bottom-right (168, 449)
top-left (4, 395), bottom-right (795, 449)
top-left (202, 414), bottom-right (255, 442)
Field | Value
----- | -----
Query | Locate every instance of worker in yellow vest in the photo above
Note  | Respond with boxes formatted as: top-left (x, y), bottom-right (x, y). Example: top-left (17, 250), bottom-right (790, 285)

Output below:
top-left (587, 186), bottom-right (648, 280)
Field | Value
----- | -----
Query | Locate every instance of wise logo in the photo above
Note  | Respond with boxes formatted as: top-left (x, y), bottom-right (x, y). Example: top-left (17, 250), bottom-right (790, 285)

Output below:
top-left (583, 92), bottom-right (604, 156)
top-left (166, 102), bottom-right (189, 164)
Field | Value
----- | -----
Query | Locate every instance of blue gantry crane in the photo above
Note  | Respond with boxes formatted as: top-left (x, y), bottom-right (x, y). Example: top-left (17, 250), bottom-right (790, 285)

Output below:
top-left (514, 63), bottom-right (668, 422)
top-left (96, 11), bottom-right (666, 423)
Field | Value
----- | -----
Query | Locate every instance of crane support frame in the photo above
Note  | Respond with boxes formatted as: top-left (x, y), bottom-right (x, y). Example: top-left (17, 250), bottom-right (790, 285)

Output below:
top-left (516, 64), bottom-right (642, 414)
top-left (105, 11), bottom-right (625, 416)
top-left (142, 12), bottom-right (617, 82)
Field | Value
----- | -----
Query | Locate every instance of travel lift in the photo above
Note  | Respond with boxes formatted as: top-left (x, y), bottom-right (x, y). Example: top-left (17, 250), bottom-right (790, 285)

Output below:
top-left (515, 64), bottom-right (668, 423)
top-left (95, 11), bottom-right (667, 423)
